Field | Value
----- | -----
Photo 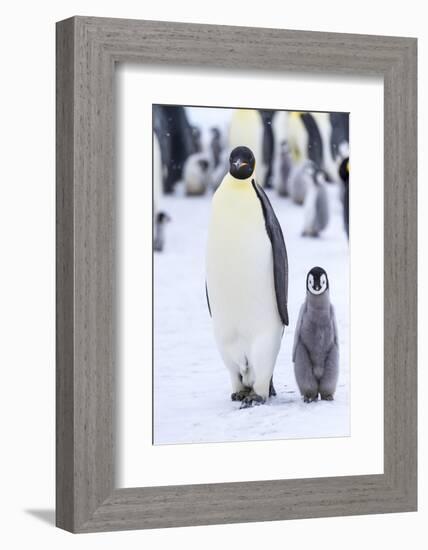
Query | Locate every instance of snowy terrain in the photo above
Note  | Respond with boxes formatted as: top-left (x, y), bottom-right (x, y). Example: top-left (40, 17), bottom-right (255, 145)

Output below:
top-left (153, 185), bottom-right (350, 445)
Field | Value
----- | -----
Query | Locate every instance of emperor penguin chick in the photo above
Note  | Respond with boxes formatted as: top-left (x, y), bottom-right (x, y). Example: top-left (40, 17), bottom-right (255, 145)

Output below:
top-left (302, 168), bottom-right (330, 237)
top-left (289, 160), bottom-right (313, 205)
top-left (183, 152), bottom-right (212, 196)
top-left (274, 140), bottom-right (293, 197)
top-left (206, 146), bottom-right (289, 408)
top-left (293, 267), bottom-right (339, 402)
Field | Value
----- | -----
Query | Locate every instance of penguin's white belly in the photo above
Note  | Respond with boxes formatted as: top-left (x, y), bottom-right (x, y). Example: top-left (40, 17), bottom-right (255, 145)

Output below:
top-left (206, 179), bottom-right (281, 369)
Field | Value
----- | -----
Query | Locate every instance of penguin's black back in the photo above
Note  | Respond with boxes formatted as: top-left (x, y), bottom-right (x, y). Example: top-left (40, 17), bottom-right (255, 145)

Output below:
top-left (251, 180), bottom-right (289, 326)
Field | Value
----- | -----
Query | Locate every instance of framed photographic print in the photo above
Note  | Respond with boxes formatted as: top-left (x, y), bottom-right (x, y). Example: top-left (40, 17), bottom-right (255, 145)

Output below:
top-left (56, 16), bottom-right (417, 532)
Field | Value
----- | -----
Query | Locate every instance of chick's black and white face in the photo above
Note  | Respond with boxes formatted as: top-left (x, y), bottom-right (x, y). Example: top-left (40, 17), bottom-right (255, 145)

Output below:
top-left (229, 146), bottom-right (255, 180)
top-left (307, 267), bottom-right (329, 295)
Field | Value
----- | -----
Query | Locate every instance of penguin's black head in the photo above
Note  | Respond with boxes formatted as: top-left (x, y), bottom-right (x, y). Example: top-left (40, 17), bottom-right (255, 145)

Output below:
top-left (307, 266), bottom-right (329, 295)
top-left (229, 146), bottom-right (255, 180)
top-left (339, 157), bottom-right (349, 185)
top-left (156, 211), bottom-right (171, 224)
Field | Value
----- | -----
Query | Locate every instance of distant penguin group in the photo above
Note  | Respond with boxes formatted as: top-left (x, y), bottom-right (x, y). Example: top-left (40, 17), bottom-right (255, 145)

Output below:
top-left (271, 110), bottom-right (349, 242)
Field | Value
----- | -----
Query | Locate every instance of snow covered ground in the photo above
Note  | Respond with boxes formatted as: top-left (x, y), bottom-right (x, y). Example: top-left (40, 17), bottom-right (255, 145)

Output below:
top-left (153, 184), bottom-right (350, 445)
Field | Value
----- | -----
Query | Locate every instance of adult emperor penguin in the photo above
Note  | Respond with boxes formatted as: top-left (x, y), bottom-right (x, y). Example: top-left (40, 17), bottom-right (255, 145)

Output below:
top-left (293, 267), bottom-right (339, 402)
top-left (312, 112), bottom-right (339, 182)
top-left (339, 156), bottom-right (350, 238)
top-left (287, 112), bottom-right (323, 168)
top-left (302, 168), bottom-right (330, 237)
top-left (206, 146), bottom-right (289, 407)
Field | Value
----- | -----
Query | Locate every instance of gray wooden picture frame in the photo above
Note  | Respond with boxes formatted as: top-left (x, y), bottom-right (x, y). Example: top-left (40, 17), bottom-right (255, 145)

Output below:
top-left (56, 16), bottom-right (417, 533)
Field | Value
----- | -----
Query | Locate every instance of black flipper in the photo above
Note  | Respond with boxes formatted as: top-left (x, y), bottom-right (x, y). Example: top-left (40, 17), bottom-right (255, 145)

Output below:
top-left (205, 281), bottom-right (211, 317)
top-left (251, 180), bottom-right (289, 326)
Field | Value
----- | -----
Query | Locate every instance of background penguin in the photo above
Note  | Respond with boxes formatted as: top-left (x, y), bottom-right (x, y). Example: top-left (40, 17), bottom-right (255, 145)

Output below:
top-left (312, 112), bottom-right (339, 182)
top-left (153, 131), bottom-right (163, 212)
top-left (210, 127), bottom-right (223, 169)
top-left (274, 140), bottom-right (293, 196)
top-left (229, 109), bottom-right (265, 185)
top-left (206, 146), bottom-right (289, 408)
top-left (286, 111), bottom-right (323, 167)
top-left (300, 112), bottom-right (324, 168)
top-left (190, 125), bottom-right (202, 153)
top-left (210, 148), bottom-right (229, 192)
top-left (339, 157), bottom-right (350, 238)
top-left (271, 110), bottom-right (289, 191)
top-left (183, 152), bottom-right (212, 196)
top-left (330, 112), bottom-right (349, 162)
top-left (293, 267), bottom-right (339, 402)
top-left (153, 212), bottom-right (171, 252)
top-left (287, 111), bottom-right (307, 164)
top-left (302, 168), bottom-right (330, 237)
top-left (289, 159), bottom-right (314, 205)
top-left (153, 132), bottom-right (170, 252)
top-left (259, 109), bottom-right (275, 188)
top-left (153, 104), bottom-right (197, 193)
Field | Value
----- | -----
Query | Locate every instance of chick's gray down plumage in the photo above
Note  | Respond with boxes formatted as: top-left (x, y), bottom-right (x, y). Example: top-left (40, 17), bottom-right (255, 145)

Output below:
top-left (293, 274), bottom-right (339, 402)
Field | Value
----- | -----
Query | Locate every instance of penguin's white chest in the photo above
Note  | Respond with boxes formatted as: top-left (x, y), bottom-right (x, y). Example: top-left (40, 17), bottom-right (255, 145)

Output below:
top-left (206, 176), bottom-right (279, 341)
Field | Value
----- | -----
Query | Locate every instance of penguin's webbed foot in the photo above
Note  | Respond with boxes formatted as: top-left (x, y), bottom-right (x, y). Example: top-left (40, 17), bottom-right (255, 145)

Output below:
top-left (303, 393), bottom-right (318, 403)
top-left (320, 393), bottom-right (334, 401)
top-left (231, 388), bottom-right (251, 402)
top-left (240, 393), bottom-right (266, 409)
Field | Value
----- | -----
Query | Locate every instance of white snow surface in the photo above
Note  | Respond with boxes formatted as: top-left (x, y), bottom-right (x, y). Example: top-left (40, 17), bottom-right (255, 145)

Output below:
top-left (154, 185), bottom-right (350, 445)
